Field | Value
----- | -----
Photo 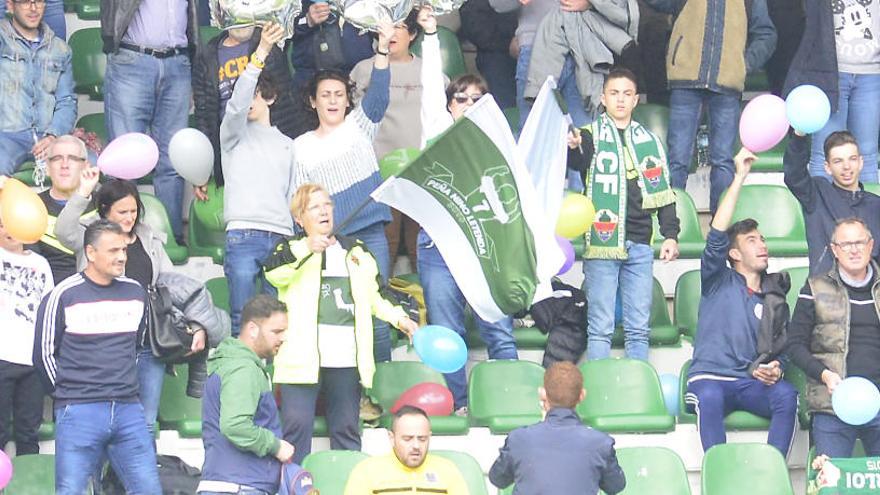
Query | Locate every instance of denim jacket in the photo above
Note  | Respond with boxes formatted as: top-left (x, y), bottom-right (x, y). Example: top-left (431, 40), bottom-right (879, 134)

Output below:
top-left (0, 19), bottom-right (76, 136)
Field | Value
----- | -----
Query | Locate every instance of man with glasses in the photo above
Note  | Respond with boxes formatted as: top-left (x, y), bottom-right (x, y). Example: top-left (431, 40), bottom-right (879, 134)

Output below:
top-left (31, 135), bottom-right (96, 284)
top-left (0, 0), bottom-right (75, 176)
top-left (787, 217), bottom-right (880, 458)
top-left (784, 130), bottom-right (880, 275)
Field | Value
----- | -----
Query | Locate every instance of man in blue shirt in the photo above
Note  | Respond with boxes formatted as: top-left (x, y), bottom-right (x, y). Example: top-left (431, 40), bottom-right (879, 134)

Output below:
top-left (686, 148), bottom-right (798, 456)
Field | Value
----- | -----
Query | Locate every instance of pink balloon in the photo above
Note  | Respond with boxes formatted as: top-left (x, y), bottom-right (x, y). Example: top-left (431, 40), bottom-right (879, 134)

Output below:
top-left (0, 450), bottom-right (11, 489)
top-left (391, 382), bottom-right (454, 416)
top-left (97, 132), bottom-right (159, 180)
top-left (556, 235), bottom-right (575, 275)
top-left (739, 94), bottom-right (789, 153)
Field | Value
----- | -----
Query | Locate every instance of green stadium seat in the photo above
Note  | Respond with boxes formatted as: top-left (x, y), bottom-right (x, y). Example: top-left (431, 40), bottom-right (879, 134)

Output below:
top-left (673, 269), bottom-right (701, 340)
top-left (701, 443), bottom-right (794, 495)
top-left (205, 277), bottom-right (230, 312)
top-left (572, 232), bottom-right (585, 258)
top-left (749, 135), bottom-right (788, 173)
top-left (433, 451), bottom-right (489, 495)
top-left (651, 188), bottom-right (705, 258)
top-left (367, 361), bottom-right (468, 435)
top-left (611, 277), bottom-right (680, 347)
top-left (728, 185), bottom-right (808, 256)
top-left (75, 112), bottom-right (108, 147)
top-left (158, 363), bottom-right (202, 438)
top-left (512, 327), bottom-right (549, 349)
top-left (199, 26), bottom-right (222, 44)
top-left (577, 359), bottom-right (675, 433)
top-left (613, 447), bottom-right (691, 495)
top-left (781, 266), bottom-right (809, 310)
top-left (468, 360), bottom-right (544, 434)
top-left (781, 363), bottom-right (811, 429)
top-left (677, 360), bottom-right (770, 429)
top-left (140, 192), bottom-right (189, 264)
top-left (744, 71), bottom-right (770, 93)
top-left (503, 107), bottom-right (520, 135)
top-left (864, 182), bottom-right (880, 195)
top-left (4, 454), bottom-right (55, 495)
top-left (188, 182), bottom-right (226, 263)
top-left (411, 27), bottom-right (467, 79)
top-left (76, 0), bottom-right (100, 19)
top-left (632, 103), bottom-right (670, 148)
top-left (498, 486), bottom-right (513, 495)
top-left (12, 161), bottom-right (39, 187)
top-left (38, 421), bottom-right (55, 441)
top-left (68, 28), bottom-right (106, 99)
top-left (302, 450), bottom-right (370, 495)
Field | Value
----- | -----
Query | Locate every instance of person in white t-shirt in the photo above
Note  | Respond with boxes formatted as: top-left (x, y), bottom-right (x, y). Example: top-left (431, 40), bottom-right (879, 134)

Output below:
top-left (0, 177), bottom-right (55, 454)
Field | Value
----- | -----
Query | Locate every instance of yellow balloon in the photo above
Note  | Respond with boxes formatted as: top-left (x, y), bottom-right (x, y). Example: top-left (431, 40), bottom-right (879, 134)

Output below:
top-left (1, 178), bottom-right (49, 244)
top-left (555, 192), bottom-right (595, 239)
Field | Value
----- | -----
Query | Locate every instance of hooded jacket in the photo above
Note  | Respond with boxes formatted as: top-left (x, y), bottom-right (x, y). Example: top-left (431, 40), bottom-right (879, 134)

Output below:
top-left (201, 337), bottom-right (282, 494)
top-left (782, 1), bottom-right (839, 112)
top-left (530, 279), bottom-right (588, 367)
top-left (100, 0), bottom-right (198, 54)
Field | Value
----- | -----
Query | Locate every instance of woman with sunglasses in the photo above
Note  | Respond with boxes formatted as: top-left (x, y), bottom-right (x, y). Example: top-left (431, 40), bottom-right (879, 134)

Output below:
top-left (416, 5), bottom-right (517, 416)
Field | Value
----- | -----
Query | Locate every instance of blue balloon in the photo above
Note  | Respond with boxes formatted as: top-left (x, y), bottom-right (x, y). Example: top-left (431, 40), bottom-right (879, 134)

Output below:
top-left (659, 373), bottom-right (680, 416)
top-left (786, 85), bottom-right (831, 134)
top-left (832, 377), bottom-right (880, 426)
top-left (413, 325), bottom-right (468, 374)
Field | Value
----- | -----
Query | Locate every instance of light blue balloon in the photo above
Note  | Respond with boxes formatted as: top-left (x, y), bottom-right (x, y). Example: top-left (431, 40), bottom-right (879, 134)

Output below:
top-left (413, 325), bottom-right (468, 374)
top-left (659, 373), bottom-right (680, 416)
top-left (785, 85), bottom-right (831, 134)
top-left (832, 377), bottom-right (880, 426)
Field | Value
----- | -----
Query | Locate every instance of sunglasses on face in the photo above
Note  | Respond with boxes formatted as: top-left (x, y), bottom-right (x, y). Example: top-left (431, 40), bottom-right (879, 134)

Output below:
top-left (453, 92), bottom-right (482, 104)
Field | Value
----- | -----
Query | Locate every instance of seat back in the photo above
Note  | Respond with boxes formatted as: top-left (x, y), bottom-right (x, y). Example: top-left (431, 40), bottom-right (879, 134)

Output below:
top-left (577, 359), bottom-right (671, 426)
top-left (781, 265), bottom-right (810, 311)
top-left (632, 104), bottom-right (670, 147)
top-left (468, 360), bottom-right (544, 430)
top-left (75, 112), bottom-right (108, 146)
top-left (158, 363), bottom-right (203, 437)
top-left (411, 27), bottom-right (467, 79)
top-left (433, 451), bottom-right (489, 495)
top-left (302, 450), bottom-right (370, 495)
top-left (702, 443), bottom-right (794, 495)
top-left (729, 185), bottom-right (808, 256)
top-left (4, 454), bottom-right (55, 495)
top-left (188, 182), bottom-right (226, 263)
top-left (68, 28), bottom-right (107, 99)
top-left (368, 361), bottom-right (448, 411)
top-left (616, 447), bottom-right (691, 495)
top-left (205, 277), bottom-right (230, 312)
top-left (673, 269), bottom-right (701, 339)
top-left (140, 192), bottom-right (188, 263)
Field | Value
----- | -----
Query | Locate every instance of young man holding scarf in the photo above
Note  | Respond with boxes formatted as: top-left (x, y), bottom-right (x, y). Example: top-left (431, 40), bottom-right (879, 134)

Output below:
top-left (568, 68), bottom-right (680, 361)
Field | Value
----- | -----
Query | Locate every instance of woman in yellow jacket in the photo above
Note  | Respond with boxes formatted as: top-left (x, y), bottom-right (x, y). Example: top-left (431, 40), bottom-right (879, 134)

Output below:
top-left (264, 183), bottom-right (418, 464)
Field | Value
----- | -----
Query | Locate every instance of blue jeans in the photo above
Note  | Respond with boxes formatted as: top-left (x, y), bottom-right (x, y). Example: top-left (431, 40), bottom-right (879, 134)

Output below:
top-left (0, 0), bottom-right (65, 39)
top-left (104, 49), bottom-right (191, 242)
top-left (0, 129), bottom-right (34, 175)
top-left (515, 45), bottom-right (591, 133)
top-left (667, 88), bottom-right (740, 214)
top-left (417, 229), bottom-right (517, 408)
top-left (224, 229), bottom-right (283, 335)
top-left (350, 222), bottom-right (392, 363)
top-left (136, 347), bottom-right (165, 431)
top-left (813, 412), bottom-right (880, 458)
top-left (685, 377), bottom-right (799, 456)
top-left (583, 241), bottom-right (653, 361)
top-left (279, 368), bottom-right (362, 465)
top-left (809, 73), bottom-right (880, 183)
top-left (55, 401), bottom-right (161, 494)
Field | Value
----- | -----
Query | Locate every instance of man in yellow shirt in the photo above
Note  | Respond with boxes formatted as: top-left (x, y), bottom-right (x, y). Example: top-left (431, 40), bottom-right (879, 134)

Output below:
top-left (344, 406), bottom-right (469, 494)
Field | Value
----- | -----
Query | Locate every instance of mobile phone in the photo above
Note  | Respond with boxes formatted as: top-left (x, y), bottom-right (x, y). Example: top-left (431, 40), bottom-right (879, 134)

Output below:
top-left (758, 363), bottom-right (774, 369)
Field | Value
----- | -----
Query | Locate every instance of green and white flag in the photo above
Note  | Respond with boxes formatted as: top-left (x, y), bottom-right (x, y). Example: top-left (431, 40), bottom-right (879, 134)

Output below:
top-left (809, 457), bottom-right (880, 495)
top-left (371, 96), bottom-right (563, 322)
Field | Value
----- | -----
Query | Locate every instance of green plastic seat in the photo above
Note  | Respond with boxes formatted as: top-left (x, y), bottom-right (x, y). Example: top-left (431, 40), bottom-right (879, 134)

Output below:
top-left (651, 188), bottom-right (705, 258)
top-left (864, 182), bottom-right (880, 195)
top-left (749, 135), bottom-right (788, 173)
top-left (367, 361), bottom-right (468, 435)
top-left (702, 443), bottom-right (794, 495)
top-left (498, 486), bottom-right (513, 495)
top-left (512, 327), bottom-right (549, 349)
top-left (728, 185), bottom-right (808, 256)
top-left (611, 277), bottom-right (679, 347)
top-left (433, 450), bottom-right (489, 495)
top-left (205, 277), bottom-right (230, 312)
top-left (12, 161), bottom-right (38, 187)
top-left (140, 192), bottom-right (189, 264)
top-left (632, 103), bottom-right (670, 148)
top-left (673, 269), bottom-right (701, 340)
top-left (577, 359), bottom-right (675, 433)
top-left (68, 28), bottom-right (106, 99)
top-left (677, 360), bottom-right (770, 429)
top-left (158, 364), bottom-right (203, 438)
top-left (4, 454), bottom-right (56, 495)
top-left (75, 112), bottom-right (108, 147)
top-left (188, 182), bottom-right (226, 263)
top-left (744, 70), bottom-right (770, 92)
top-left (503, 107), bottom-right (520, 135)
top-left (199, 26), bottom-right (222, 44)
top-left (302, 450), bottom-right (370, 495)
top-left (781, 363), bottom-right (811, 429)
top-left (38, 421), bottom-right (55, 441)
top-left (468, 360), bottom-right (544, 434)
top-left (613, 447), bottom-right (691, 495)
top-left (781, 266), bottom-right (809, 311)
top-left (411, 27), bottom-right (467, 79)
top-left (76, 0), bottom-right (100, 19)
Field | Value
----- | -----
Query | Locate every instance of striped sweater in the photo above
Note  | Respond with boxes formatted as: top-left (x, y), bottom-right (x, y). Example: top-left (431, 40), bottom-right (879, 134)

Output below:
top-left (33, 273), bottom-right (147, 406)
top-left (292, 66), bottom-right (392, 236)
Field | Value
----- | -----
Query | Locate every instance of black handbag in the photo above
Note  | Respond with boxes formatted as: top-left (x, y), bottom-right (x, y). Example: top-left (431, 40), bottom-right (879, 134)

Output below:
top-left (147, 284), bottom-right (198, 364)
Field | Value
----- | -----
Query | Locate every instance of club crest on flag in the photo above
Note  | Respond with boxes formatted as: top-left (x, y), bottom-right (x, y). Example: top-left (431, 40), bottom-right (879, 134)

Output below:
top-left (593, 209), bottom-right (619, 243)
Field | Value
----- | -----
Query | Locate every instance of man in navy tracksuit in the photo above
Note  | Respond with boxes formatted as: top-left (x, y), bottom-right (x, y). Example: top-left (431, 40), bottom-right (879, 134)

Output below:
top-left (33, 220), bottom-right (161, 494)
top-left (784, 130), bottom-right (880, 275)
top-left (686, 148), bottom-right (799, 456)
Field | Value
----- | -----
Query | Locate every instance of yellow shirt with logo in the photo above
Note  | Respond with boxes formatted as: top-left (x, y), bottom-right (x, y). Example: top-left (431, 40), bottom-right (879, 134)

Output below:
top-left (343, 453), bottom-right (470, 495)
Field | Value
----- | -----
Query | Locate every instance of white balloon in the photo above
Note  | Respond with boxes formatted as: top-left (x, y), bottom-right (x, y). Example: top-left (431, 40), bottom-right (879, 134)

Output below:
top-left (169, 128), bottom-right (214, 186)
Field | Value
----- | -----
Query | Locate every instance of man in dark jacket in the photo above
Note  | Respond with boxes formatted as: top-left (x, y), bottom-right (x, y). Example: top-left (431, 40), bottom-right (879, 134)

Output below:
top-left (686, 147), bottom-right (798, 456)
top-left (644, 0), bottom-right (777, 214)
top-left (488, 361), bottom-right (626, 494)
top-left (785, 130), bottom-right (880, 275)
top-left (192, 25), bottom-right (296, 190)
top-left (198, 295), bottom-right (303, 494)
top-left (460, 0), bottom-right (518, 110)
top-left (787, 218), bottom-right (880, 459)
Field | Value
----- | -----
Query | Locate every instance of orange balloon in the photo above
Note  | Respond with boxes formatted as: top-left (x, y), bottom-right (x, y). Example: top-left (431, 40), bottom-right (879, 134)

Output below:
top-left (1, 178), bottom-right (48, 243)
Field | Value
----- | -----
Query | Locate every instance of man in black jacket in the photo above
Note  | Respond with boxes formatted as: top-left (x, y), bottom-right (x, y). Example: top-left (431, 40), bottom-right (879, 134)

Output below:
top-left (459, 0), bottom-right (518, 110)
top-left (192, 25), bottom-right (296, 191)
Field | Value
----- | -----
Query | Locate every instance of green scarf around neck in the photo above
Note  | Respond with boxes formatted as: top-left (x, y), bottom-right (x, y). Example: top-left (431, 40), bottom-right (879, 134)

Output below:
top-left (585, 113), bottom-right (674, 259)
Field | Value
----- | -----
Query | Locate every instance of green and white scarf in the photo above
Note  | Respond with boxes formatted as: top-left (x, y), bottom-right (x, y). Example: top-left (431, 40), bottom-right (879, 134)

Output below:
top-left (585, 113), bottom-right (674, 259)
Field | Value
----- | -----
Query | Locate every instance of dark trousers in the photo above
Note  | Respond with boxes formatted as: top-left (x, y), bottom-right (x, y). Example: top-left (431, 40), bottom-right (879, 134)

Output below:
top-left (476, 51), bottom-right (517, 110)
top-left (0, 360), bottom-right (44, 455)
top-left (280, 368), bottom-right (361, 465)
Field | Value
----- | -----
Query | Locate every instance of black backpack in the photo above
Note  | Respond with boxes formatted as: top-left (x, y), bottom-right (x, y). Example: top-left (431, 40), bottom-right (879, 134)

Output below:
top-left (99, 455), bottom-right (200, 494)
